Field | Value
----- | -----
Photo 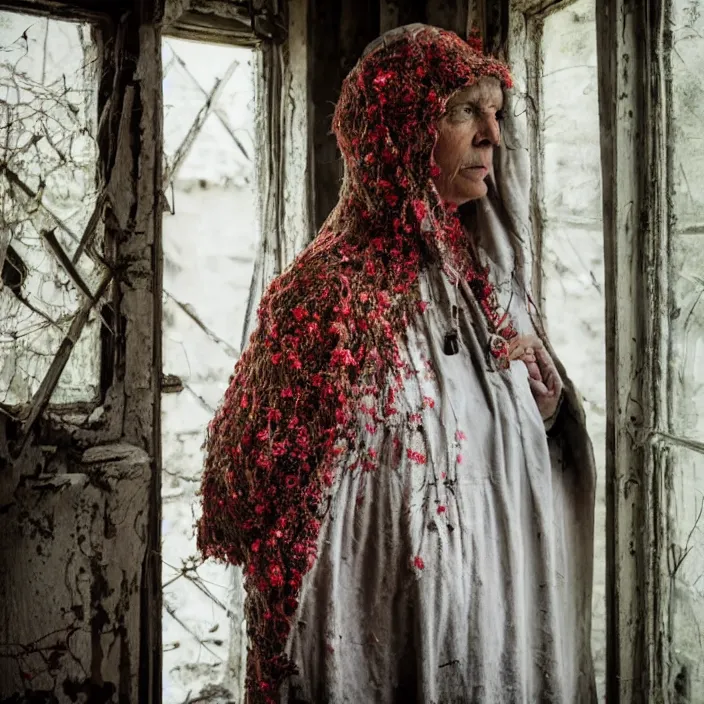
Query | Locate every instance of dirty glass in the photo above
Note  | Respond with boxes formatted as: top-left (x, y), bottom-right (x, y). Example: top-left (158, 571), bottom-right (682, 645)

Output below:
top-left (0, 13), bottom-right (103, 406)
top-left (538, 0), bottom-right (606, 697)
top-left (670, 0), bottom-right (704, 443)
top-left (667, 1), bottom-right (704, 700)
top-left (667, 444), bottom-right (704, 698)
top-left (160, 37), bottom-right (258, 704)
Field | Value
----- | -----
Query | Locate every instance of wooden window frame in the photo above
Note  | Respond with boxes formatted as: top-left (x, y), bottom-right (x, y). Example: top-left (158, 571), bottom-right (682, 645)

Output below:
top-left (0, 2), bottom-right (304, 702)
top-left (508, 0), bottom-right (682, 700)
top-left (597, 0), bottom-right (672, 701)
top-left (506, 0), bottom-right (676, 700)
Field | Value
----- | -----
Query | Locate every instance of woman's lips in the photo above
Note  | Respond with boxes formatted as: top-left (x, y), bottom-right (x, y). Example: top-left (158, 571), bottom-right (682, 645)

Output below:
top-left (462, 165), bottom-right (489, 175)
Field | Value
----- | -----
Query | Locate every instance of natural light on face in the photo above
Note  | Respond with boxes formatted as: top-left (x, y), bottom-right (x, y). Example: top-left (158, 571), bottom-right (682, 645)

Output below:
top-left (432, 77), bottom-right (504, 206)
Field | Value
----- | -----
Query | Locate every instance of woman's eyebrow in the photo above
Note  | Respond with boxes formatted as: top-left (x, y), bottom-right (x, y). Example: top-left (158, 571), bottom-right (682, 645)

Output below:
top-left (451, 98), bottom-right (502, 112)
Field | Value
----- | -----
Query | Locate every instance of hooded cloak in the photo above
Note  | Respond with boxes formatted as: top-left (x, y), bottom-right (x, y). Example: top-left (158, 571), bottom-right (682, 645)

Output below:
top-left (198, 24), bottom-right (597, 704)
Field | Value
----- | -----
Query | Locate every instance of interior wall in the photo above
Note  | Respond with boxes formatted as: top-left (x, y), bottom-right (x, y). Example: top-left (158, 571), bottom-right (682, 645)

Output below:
top-left (309, 0), bottom-right (474, 231)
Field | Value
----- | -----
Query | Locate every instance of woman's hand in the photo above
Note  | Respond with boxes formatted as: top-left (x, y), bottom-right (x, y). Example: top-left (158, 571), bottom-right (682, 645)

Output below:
top-left (509, 335), bottom-right (563, 422)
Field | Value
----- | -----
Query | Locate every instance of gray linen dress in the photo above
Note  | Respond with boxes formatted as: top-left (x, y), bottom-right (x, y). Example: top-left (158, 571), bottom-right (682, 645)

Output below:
top-left (279, 113), bottom-right (596, 704)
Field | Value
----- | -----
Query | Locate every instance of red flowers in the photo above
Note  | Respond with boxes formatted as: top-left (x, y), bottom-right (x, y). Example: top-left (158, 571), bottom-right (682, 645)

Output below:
top-left (198, 24), bottom-right (516, 704)
top-left (330, 347), bottom-right (357, 367)
top-left (411, 199), bottom-right (428, 222)
top-left (373, 69), bottom-right (396, 88)
top-left (268, 563), bottom-right (284, 588)
top-left (407, 449), bottom-right (427, 465)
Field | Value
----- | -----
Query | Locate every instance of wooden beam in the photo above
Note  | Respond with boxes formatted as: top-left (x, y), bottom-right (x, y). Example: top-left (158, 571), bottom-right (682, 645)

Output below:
top-left (484, 0), bottom-right (509, 55)
top-left (0, 0), bottom-right (119, 22)
top-left (94, 1), bottom-right (165, 701)
top-left (165, 10), bottom-right (260, 46)
top-left (309, 0), bottom-right (380, 230)
top-left (425, 0), bottom-right (469, 36)
top-left (511, 0), bottom-right (564, 13)
top-left (163, 0), bottom-right (286, 45)
top-left (596, 0), bottom-right (669, 700)
top-left (379, 0), bottom-right (426, 32)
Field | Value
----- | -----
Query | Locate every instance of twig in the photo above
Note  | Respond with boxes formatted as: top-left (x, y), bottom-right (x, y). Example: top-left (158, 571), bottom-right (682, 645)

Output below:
top-left (162, 557), bottom-right (204, 588)
top-left (41, 228), bottom-right (97, 302)
top-left (164, 602), bottom-right (223, 662)
top-left (72, 190), bottom-right (107, 264)
top-left (0, 162), bottom-right (107, 269)
top-left (163, 59), bottom-right (240, 185)
top-left (167, 43), bottom-right (250, 162)
top-left (181, 571), bottom-right (233, 617)
top-left (164, 289), bottom-right (238, 358)
top-left (16, 269), bottom-right (113, 453)
top-left (184, 383), bottom-right (216, 414)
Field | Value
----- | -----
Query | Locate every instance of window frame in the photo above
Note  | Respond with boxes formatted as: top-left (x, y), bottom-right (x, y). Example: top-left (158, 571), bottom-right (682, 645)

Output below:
top-left (507, 0), bottom-right (676, 700)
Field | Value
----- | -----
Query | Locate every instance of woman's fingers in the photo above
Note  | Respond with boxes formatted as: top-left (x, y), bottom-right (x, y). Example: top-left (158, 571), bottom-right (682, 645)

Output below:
top-left (524, 360), bottom-right (542, 381)
top-left (509, 334), bottom-right (544, 361)
top-left (528, 376), bottom-right (551, 397)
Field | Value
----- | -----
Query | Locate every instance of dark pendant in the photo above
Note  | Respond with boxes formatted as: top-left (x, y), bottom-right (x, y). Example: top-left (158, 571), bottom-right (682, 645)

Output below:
top-left (443, 331), bottom-right (459, 356)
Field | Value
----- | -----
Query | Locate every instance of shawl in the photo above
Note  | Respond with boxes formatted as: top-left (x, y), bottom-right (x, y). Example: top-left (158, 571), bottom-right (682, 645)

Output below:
top-left (197, 24), bottom-right (596, 703)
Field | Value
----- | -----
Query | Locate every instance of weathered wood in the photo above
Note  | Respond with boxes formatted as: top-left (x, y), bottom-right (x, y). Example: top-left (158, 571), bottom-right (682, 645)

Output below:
top-left (1, 0), bottom-right (165, 700)
top-left (164, 0), bottom-right (287, 45)
top-left (0, 445), bottom-right (151, 701)
top-left (165, 10), bottom-right (260, 46)
top-left (425, 0), bottom-right (469, 35)
top-left (380, 0), bottom-right (469, 35)
top-left (242, 0), bottom-right (313, 342)
top-left (120, 8), bottom-right (164, 704)
top-left (483, 0), bottom-right (509, 55)
top-left (309, 0), bottom-right (379, 230)
top-left (596, 0), bottom-right (669, 700)
top-left (523, 11), bottom-right (546, 311)
top-left (0, 0), bottom-right (115, 21)
top-left (379, 0), bottom-right (426, 30)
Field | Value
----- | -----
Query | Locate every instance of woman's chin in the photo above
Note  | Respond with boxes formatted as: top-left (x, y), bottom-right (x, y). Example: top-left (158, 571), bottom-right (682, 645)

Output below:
top-left (455, 183), bottom-right (488, 205)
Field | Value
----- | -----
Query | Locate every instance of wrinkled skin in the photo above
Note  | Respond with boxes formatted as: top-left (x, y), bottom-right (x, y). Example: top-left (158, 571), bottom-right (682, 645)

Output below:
top-left (432, 77), bottom-right (504, 205)
top-left (509, 334), bottom-right (564, 420)
top-left (433, 78), bottom-right (563, 420)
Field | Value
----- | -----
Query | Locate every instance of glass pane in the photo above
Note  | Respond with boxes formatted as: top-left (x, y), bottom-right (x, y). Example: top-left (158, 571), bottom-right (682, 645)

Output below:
top-left (670, 0), bottom-right (704, 441)
top-left (539, 1), bottom-right (606, 698)
top-left (0, 13), bottom-right (103, 406)
top-left (668, 443), bottom-right (704, 700)
top-left (160, 39), bottom-right (258, 704)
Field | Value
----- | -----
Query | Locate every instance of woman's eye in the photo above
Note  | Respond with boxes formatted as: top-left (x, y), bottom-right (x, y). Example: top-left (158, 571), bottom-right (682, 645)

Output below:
top-left (496, 109), bottom-right (506, 122)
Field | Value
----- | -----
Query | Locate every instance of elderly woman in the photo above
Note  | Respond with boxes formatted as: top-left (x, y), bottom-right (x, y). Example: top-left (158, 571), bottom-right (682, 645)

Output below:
top-left (198, 24), bottom-right (597, 704)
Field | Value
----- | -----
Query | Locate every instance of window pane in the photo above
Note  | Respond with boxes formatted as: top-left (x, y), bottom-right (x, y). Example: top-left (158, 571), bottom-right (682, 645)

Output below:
top-left (539, 0), bottom-right (606, 697)
top-left (0, 13), bottom-right (103, 406)
top-left (668, 443), bottom-right (704, 700)
top-left (671, 0), bottom-right (704, 441)
top-left (160, 38), bottom-right (258, 704)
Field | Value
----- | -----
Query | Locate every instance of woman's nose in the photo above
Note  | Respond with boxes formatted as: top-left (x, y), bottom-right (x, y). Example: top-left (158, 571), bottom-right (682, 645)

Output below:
top-left (474, 116), bottom-right (501, 147)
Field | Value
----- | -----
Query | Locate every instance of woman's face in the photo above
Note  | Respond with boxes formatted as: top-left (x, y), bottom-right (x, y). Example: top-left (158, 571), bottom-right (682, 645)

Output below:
top-left (432, 77), bottom-right (504, 205)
